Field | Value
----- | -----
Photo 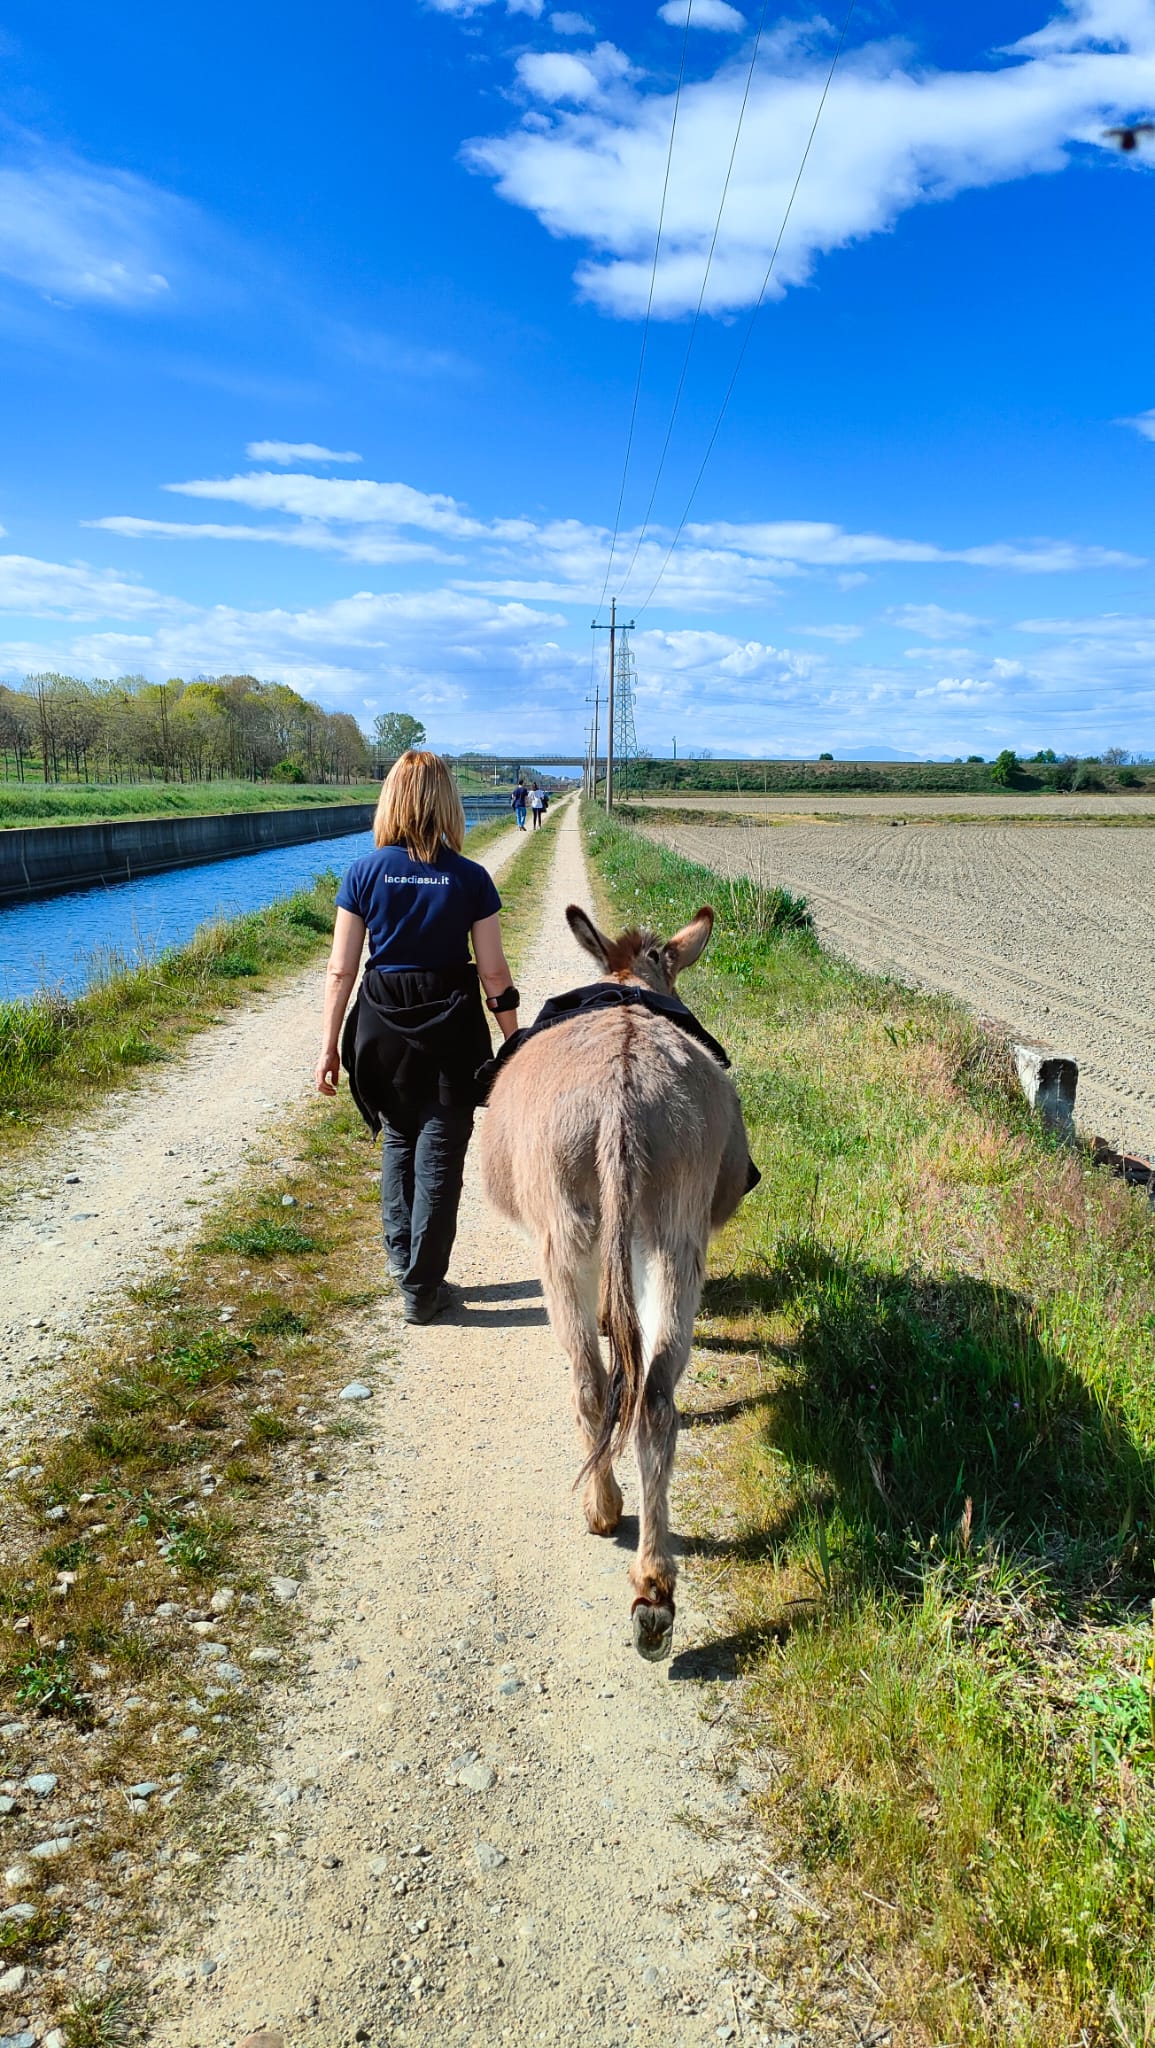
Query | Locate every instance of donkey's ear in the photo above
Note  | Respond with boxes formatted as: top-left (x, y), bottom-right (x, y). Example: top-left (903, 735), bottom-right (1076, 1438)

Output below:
top-left (662, 905), bottom-right (714, 980)
top-left (566, 904), bottom-right (612, 967)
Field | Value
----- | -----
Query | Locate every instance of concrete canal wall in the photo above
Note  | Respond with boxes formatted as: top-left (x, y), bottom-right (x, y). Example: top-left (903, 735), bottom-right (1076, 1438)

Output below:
top-left (0, 803), bottom-right (378, 905)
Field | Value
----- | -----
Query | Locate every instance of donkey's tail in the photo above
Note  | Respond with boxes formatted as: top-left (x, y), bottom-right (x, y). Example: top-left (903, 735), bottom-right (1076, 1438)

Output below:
top-left (579, 1104), bottom-right (645, 1483)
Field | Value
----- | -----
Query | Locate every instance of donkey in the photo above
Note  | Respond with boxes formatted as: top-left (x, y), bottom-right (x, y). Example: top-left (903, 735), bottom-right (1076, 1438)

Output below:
top-left (481, 903), bottom-right (751, 1661)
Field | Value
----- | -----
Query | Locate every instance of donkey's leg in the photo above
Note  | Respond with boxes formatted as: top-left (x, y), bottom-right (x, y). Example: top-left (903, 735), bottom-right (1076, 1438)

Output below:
top-left (629, 1242), bottom-right (700, 1661)
top-left (540, 1237), bottom-right (623, 1536)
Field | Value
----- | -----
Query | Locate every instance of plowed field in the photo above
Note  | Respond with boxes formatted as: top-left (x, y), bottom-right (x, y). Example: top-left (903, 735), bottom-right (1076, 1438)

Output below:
top-left (645, 818), bottom-right (1155, 1161)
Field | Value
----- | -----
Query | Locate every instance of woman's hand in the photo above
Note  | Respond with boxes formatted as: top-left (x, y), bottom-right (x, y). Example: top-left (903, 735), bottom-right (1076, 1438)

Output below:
top-left (315, 1046), bottom-right (341, 1096)
top-left (318, 909), bottom-right (366, 1097)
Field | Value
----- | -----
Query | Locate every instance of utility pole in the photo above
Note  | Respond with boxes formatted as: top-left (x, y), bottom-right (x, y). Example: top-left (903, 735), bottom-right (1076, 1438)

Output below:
top-left (672, 736), bottom-right (677, 761)
top-left (590, 598), bottom-right (633, 812)
top-left (587, 682), bottom-right (600, 800)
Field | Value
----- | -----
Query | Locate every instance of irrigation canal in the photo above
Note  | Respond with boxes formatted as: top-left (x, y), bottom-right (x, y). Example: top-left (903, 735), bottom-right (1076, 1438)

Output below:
top-left (0, 801), bottom-right (503, 1003)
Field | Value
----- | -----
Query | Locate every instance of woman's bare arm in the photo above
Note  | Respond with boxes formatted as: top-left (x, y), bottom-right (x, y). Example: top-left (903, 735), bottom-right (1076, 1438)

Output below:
top-left (472, 912), bottom-right (519, 1041)
top-left (316, 908), bottom-right (367, 1094)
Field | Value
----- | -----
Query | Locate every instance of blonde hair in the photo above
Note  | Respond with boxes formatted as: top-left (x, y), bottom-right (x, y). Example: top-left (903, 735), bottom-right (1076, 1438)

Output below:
top-left (373, 751), bottom-right (466, 866)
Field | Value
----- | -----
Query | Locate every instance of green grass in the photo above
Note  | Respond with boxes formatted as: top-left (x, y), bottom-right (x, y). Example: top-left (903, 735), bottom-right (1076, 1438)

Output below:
top-left (0, 779), bottom-right (383, 829)
top-left (0, 770), bottom-right (504, 829)
top-left (583, 800), bottom-right (1155, 2048)
top-left (0, 873), bottom-right (341, 1157)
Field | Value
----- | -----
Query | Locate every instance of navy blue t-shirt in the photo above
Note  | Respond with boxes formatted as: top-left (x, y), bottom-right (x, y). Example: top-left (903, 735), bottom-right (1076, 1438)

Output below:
top-left (336, 842), bottom-right (501, 972)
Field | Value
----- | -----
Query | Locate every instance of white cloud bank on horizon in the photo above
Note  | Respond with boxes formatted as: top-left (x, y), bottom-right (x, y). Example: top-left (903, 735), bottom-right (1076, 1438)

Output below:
top-left (466, 0), bottom-right (1155, 317)
top-left (1, 559), bottom-right (1150, 756)
top-left (1, 455), bottom-right (1149, 753)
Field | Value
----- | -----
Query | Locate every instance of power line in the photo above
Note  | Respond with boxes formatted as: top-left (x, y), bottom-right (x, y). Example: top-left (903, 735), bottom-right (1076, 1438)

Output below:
top-left (635, 0), bottom-right (858, 621)
top-left (616, 0), bottom-right (771, 601)
top-left (594, 0), bottom-right (695, 621)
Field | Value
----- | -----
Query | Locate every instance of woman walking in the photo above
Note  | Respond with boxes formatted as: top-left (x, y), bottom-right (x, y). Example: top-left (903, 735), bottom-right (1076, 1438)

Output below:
top-left (529, 782), bottom-right (546, 830)
top-left (316, 752), bottom-right (519, 1324)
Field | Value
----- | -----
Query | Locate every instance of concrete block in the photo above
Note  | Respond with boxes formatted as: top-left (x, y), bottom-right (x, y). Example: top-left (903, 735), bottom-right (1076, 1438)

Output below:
top-left (1009, 1038), bottom-right (1078, 1139)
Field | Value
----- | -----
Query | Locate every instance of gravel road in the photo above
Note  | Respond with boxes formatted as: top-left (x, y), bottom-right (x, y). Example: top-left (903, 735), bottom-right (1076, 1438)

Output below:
top-left (650, 817), bottom-right (1155, 1162)
top-left (149, 803), bottom-right (770, 2048)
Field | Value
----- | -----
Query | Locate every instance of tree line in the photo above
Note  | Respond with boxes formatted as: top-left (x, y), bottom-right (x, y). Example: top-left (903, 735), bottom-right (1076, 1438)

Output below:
top-left (0, 673), bottom-right (373, 785)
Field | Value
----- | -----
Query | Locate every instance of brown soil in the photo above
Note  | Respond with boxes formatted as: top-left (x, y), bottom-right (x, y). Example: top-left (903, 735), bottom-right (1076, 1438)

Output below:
top-left (649, 816), bottom-right (1155, 1162)
top-left (634, 792), bottom-right (1155, 819)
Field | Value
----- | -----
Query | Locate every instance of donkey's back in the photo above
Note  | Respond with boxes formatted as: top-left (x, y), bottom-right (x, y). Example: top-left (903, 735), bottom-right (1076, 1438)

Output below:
top-left (480, 904), bottom-right (752, 1660)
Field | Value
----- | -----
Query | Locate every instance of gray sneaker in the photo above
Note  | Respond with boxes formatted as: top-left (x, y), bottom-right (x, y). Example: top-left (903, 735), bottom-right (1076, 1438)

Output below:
top-left (401, 1284), bottom-right (455, 1326)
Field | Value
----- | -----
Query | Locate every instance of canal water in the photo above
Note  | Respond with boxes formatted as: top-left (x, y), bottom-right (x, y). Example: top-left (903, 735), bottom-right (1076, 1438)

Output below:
top-left (0, 812), bottom-right (493, 1003)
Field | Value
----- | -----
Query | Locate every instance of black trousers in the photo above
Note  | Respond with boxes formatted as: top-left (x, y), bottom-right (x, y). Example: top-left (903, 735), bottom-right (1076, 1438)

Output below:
top-left (381, 1100), bottom-right (475, 1309)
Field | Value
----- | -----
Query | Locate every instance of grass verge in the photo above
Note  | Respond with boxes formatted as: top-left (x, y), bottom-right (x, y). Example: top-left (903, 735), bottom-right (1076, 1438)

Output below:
top-left (582, 800), bottom-right (1155, 2048)
top-left (0, 813), bottom-right (550, 2040)
top-left (0, 809), bottom-right (519, 1167)
top-left (0, 775), bottom-right (499, 830)
top-left (0, 875), bottom-right (340, 1161)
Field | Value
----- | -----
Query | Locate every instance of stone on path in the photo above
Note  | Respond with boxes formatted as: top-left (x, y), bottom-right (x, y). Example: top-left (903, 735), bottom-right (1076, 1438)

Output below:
top-left (338, 1381), bottom-right (372, 1401)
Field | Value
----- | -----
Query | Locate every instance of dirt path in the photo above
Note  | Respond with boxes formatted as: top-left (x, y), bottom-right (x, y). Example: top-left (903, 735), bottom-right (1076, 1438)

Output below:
top-left (148, 804), bottom-right (766, 2048)
top-left (0, 824), bottom-right (524, 1407)
top-left (651, 818), bottom-right (1155, 1162)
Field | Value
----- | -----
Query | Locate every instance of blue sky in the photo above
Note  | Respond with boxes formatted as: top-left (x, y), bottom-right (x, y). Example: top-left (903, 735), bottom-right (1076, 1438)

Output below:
top-left (1, 0), bottom-right (1155, 758)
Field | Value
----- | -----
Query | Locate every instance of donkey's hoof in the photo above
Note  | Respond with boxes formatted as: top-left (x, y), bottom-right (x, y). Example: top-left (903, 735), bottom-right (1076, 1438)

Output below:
top-left (631, 1597), bottom-right (676, 1662)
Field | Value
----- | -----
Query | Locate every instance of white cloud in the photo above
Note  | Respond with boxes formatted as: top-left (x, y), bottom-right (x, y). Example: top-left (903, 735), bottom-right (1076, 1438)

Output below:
top-left (551, 10), bottom-right (595, 31)
top-left (657, 0), bottom-right (746, 29)
top-left (515, 42), bottom-right (635, 105)
top-left (915, 675), bottom-right (998, 699)
top-left (0, 157), bottom-right (181, 307)
top-left (888, 603), bottom-right (988, 637)
top-left (245, 441), bottom-right (363, 465)
top-left (1118, 408), bottom-right (1155, 440)
top-left (85, 470), bottom-right (1144, 611)
top-left (467, 0), bottom-right (1155, 317)
top-left (162, 471), bottom-right (494, 538)
top-left (426, 0), bottom-right (543, 14)
top-left (5, 539), bottom-right (1154, 754)
top-left (88, 517), bottom-right (450, 565)
top-left (798, 622), bottom-right (864, 642)
top-left (0, 555), bottom-right (186, 620)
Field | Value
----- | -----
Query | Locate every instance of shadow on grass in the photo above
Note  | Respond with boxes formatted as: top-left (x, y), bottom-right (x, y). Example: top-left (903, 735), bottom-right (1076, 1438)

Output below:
top-left (692, 1239), bottom-right (1155, 1613)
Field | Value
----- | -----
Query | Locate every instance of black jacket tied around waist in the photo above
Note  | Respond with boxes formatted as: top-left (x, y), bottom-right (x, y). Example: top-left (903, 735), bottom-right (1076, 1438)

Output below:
top-left (342, 964), bottom-right (493, 1133)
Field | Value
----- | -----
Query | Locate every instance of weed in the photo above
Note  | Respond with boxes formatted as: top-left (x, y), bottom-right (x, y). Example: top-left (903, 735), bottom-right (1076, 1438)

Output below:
top-left (13, 1646), bottom-right (91, 1722)
top-left (249, 1410), bottom-right (293, 1445)
top-left (251, 1304), bottom-right (309, 1335)
top-left (211, 1218), bottom-right (320, 1257)
top-left (161, 1516), bottom-right (232, 1578)
top-left (60, 1988), bottom-right (135, 2047)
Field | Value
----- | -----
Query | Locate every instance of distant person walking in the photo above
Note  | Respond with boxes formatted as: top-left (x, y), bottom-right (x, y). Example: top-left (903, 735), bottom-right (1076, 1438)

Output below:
top-left (529, 783), bottom-right (547, 830)
top-left (511, 778), bottom-right (528, 831)
top-left (316, 752), bottom-right (519, 1325)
